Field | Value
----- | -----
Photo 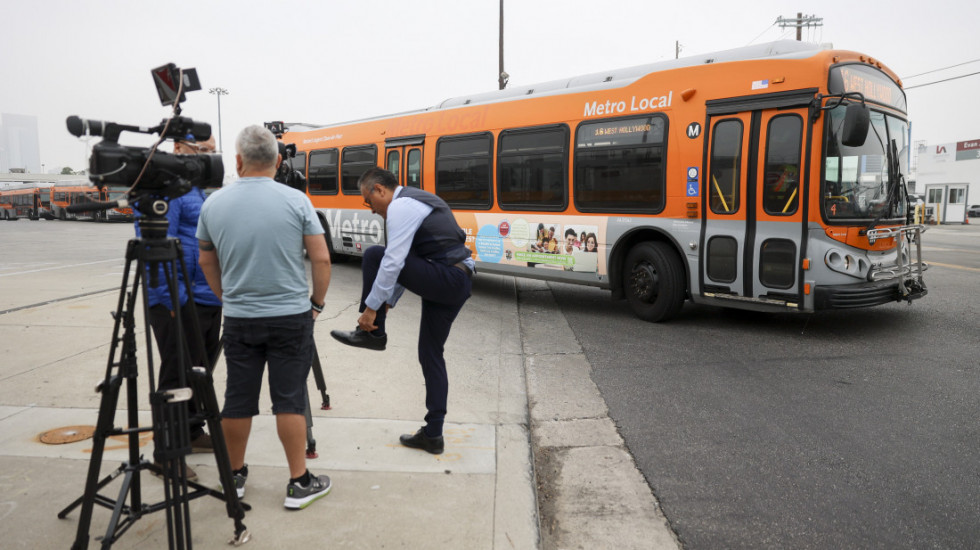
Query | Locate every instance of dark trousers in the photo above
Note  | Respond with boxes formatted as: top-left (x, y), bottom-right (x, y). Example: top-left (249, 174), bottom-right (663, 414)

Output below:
top-left (360, 245), bottom-right (471, 437)
top-left (148, 303), bottom-right (222, 436)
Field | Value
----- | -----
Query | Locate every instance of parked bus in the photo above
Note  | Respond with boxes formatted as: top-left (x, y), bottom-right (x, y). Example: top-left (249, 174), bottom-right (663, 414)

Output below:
top-left (0, 188), bottom-right (41, 220)
top-left (280, 40), bottom-right (926, 321)
top-left (96, 186), bottom-right (135, 222)
top-left (48, 185), bottom-right (103, 221)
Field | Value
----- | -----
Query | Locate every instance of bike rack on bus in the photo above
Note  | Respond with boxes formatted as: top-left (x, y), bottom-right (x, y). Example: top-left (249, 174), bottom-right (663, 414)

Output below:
top-left (866, 224), bottom-right (929, 299)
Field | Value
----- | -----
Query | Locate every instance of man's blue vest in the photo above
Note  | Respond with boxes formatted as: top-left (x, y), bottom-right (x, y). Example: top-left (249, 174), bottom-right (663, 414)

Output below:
top-left (397, 186), bottom-right (471, 265)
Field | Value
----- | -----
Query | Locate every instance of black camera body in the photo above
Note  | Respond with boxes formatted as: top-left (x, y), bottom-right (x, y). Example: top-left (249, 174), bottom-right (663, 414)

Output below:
top-left (264, 121), bottom-right (307, 193)
top-left (72, 118), bottom-right (223, 197)
top-left (67, 64), bottom-right (223, 202)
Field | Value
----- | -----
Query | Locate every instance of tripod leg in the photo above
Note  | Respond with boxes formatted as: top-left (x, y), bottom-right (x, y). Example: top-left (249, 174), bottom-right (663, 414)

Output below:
top-left (188, 366), bottom-right (251, 543)
top-left (64, 242), bottom-right (143, 550)
top-left (304, 385), bottom-right (317, 459)
top-left (62, 374), bottom-right (124, 550)
top-left (309, 340), bottom-right (331, 410)
top-left (151, 387), bottom-right (194, 550)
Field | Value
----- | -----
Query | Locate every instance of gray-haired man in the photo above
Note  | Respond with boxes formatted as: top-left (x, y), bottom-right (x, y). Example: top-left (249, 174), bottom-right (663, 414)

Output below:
top-left (197, 125), bottom-right (333, 510)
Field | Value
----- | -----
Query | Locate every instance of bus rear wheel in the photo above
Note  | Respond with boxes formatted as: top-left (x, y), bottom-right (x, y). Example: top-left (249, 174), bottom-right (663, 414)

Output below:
top-left (623, 241), bottom-right (685, 322)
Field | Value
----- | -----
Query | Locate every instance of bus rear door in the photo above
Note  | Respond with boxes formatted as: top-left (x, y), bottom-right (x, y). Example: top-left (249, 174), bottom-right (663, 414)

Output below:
top-left (700, 91), bottom-right (813, 307)
top-left (384, 135), bottom-right (425, 189)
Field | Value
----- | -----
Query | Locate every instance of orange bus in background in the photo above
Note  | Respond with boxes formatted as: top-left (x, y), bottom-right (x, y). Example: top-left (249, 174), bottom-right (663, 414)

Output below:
top-left (0, 188), bottom-right (41, 220)
top-left (96, 186), bottom-right (135, 222)
top-left (280, 40), bottom-right (926, 321)
top-left (48, 185), bottom-right (102, 221)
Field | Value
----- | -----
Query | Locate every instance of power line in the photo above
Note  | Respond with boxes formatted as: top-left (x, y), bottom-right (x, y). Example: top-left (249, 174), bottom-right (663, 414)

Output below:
top-left (904, 70), bottom-right (980, 90)
top-left (746, 22), bottom-right (776, 45)
top-left (901, 58), bottom-right (980, 80)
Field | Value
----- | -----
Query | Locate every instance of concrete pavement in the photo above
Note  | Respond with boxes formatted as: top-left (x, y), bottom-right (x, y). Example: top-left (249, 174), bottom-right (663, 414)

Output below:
top-left (0, 220), bottom-right (677, 549)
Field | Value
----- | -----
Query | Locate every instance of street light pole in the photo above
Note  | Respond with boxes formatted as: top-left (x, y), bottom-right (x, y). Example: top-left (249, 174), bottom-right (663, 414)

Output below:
top-left (498, 0), bottom-right (508, 90)
top-left (209, 87), bottom-right (229, 152)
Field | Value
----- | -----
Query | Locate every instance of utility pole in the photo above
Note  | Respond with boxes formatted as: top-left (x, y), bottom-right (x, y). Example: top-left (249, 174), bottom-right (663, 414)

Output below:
top-left (777, 13), bottom-right (823, 41)
top-left (498, 0), bottom-right (508, 90)
top-left (209, 87), bottom-right (229, 152)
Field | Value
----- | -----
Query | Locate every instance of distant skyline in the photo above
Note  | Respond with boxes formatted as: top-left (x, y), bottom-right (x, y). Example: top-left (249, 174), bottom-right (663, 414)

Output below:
top-left (0, 113), bottom-right (41, 174)
top-left (1, 0), bottom-right (977, 178)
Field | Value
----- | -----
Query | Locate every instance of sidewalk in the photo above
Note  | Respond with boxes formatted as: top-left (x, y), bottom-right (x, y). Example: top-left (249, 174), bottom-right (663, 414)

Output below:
top-left (0, 223), bottom-right (676, 549)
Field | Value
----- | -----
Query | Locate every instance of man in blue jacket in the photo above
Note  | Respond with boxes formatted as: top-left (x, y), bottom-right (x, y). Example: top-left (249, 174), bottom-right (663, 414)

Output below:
top-left (135, 136), bottom-right (222, 481)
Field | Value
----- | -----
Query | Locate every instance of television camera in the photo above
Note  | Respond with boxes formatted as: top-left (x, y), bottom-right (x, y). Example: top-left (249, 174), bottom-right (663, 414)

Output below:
top-left (264, 120), bottom-right (307, 192)
top-left (65, 63), bottom-right (223, 218)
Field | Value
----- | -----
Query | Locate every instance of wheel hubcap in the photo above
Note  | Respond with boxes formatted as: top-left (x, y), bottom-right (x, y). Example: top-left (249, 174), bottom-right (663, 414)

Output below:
top-left (630, 262), bottom-right (659, 302)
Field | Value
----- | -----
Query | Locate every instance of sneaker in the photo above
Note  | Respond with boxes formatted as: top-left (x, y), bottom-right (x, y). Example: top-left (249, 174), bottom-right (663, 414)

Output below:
top-left (190, 432), bottom-right (214, 454)
top-left (220, 465), bottom-right (248, 498)
top-left (284, 473), bottom-right (332, 510)
top-left (152, 460), bottom-right (198, 482)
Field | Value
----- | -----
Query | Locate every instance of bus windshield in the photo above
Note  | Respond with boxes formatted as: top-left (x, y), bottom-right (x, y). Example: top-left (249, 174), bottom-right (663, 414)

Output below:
top-left (823, 107), bottom-right (909, 222)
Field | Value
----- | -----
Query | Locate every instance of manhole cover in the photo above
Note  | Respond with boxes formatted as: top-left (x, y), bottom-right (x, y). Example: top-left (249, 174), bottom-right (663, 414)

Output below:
top-left (38, 425), bottom-right (95, 444)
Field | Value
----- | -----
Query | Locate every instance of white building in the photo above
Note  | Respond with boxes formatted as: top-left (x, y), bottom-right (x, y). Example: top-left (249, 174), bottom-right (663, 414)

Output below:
top-left (914, 139), bottom-right (980, 223)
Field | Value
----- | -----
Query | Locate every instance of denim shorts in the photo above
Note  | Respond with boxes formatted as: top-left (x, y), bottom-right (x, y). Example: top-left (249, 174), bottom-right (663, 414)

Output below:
top-left (220, 311), bottom-right (313, 417)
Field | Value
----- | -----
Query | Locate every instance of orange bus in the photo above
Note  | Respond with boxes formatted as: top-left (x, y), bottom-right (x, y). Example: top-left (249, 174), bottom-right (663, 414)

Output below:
top-left (0, 188), bottom-right (41, 220)
top-left (280, 40), bottom-right (926, 321)
top-left (48, 185), bottom-right (102, 221)
top-left (96, 186), bottom-right (135, 222)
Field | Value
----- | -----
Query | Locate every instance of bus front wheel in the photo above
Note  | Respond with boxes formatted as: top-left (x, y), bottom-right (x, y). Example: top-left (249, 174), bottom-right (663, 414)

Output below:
top-left (623, 241), bottom-right (685, 322)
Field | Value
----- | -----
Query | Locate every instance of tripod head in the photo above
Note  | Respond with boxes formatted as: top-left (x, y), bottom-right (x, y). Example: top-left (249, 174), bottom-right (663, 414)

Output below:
top-left (134, 194), bottom-right (176, 242)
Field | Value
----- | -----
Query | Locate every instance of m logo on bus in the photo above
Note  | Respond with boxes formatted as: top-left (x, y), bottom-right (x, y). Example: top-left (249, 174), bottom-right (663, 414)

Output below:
top-left (686, 122), bottom-right (701, 139)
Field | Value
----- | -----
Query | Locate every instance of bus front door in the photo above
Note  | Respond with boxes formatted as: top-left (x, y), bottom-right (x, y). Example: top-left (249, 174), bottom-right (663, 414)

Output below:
top-left (701, 106), bottom-right (809, 307)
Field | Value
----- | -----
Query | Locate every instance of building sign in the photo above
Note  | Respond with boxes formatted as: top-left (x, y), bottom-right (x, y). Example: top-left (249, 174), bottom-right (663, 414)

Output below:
top-left (956, 140), bottom-right (980, 161)
top-left (931, 140), bottom-right (980, 162)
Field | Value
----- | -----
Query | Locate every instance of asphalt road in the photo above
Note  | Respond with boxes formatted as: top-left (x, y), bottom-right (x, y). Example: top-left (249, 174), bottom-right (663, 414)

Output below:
top-left (547, 224), bottom-right (980, 549)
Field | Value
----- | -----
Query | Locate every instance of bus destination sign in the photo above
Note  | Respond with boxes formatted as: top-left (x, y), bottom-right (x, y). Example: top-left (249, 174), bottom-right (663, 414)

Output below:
top-left (829, 64), bottom-right (907, 111)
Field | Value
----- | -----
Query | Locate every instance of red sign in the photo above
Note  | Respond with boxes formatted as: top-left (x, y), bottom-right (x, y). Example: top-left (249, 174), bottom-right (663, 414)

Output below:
top-left (498, 221), bottom-right (510, 237)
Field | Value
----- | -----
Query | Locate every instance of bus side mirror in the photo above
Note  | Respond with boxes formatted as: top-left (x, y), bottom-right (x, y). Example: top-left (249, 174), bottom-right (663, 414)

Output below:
top-left (841, 103), bottom-right (870, 147)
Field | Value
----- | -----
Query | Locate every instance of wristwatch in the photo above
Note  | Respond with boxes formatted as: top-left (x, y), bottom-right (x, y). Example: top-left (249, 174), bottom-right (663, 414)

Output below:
top-left (310, 297), bottom-right (324, 313)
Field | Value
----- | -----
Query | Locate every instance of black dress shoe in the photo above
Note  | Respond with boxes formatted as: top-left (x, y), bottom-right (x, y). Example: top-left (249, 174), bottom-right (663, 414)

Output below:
top-left (399, 428), bottom-right (444, 454)
top-left (330, 328), bottom-right (387, 351)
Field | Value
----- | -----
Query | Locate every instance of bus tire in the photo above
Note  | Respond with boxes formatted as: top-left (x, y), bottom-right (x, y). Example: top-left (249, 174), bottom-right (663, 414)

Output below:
top-left (623, 241), bottom-right (685, 322)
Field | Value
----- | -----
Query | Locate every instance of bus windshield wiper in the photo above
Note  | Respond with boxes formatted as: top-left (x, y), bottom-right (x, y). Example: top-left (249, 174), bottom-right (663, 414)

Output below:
top-left (867, 139), bottom-right (901, 232)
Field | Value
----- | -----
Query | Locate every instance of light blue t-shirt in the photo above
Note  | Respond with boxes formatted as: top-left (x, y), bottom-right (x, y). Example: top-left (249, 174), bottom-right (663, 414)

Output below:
top-left (196, 177), bottom-right (323, 318)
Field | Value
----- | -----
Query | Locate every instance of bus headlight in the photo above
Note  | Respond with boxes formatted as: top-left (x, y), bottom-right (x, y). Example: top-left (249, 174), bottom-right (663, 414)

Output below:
top-left (824, 248), bottom-right (870, 279)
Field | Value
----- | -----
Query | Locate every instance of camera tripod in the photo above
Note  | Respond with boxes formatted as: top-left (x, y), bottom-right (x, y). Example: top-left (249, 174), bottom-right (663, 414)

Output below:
top-left (58, 213), bottom-right (249, 549)
top-left (303, 341), bottom-right (331, 458)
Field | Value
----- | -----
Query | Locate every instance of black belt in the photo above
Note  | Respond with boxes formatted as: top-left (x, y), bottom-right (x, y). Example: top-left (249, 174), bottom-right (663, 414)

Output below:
top-left (453, 262), bottom-right (474, 278)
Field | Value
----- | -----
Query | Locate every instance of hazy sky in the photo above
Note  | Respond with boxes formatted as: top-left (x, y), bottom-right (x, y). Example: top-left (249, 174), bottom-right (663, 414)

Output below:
top-left (2, 0), bottom-right (978, 177)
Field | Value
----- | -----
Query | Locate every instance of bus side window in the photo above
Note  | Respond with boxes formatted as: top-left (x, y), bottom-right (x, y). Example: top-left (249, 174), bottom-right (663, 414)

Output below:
top-left (763, 114), bottom-right (803, 215)
top-left (435, 133), bottom-right (493, 209)
top-left (497, 125), bottom-right (568, 211)
top-left (574, 115), bottom-right (667, 213)
top-left (308, 148), bottom-right (338, 195)
top-left (709, 119), bottom-right (742, 214)
top-left (341, 145), bottom-right (378, 195)
top-left (291, 151), bottom-right (307, 179)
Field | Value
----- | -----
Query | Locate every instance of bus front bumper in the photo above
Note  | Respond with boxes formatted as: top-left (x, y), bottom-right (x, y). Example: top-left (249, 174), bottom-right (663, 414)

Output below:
top-left (814, 278), bottom-right (927, 310)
